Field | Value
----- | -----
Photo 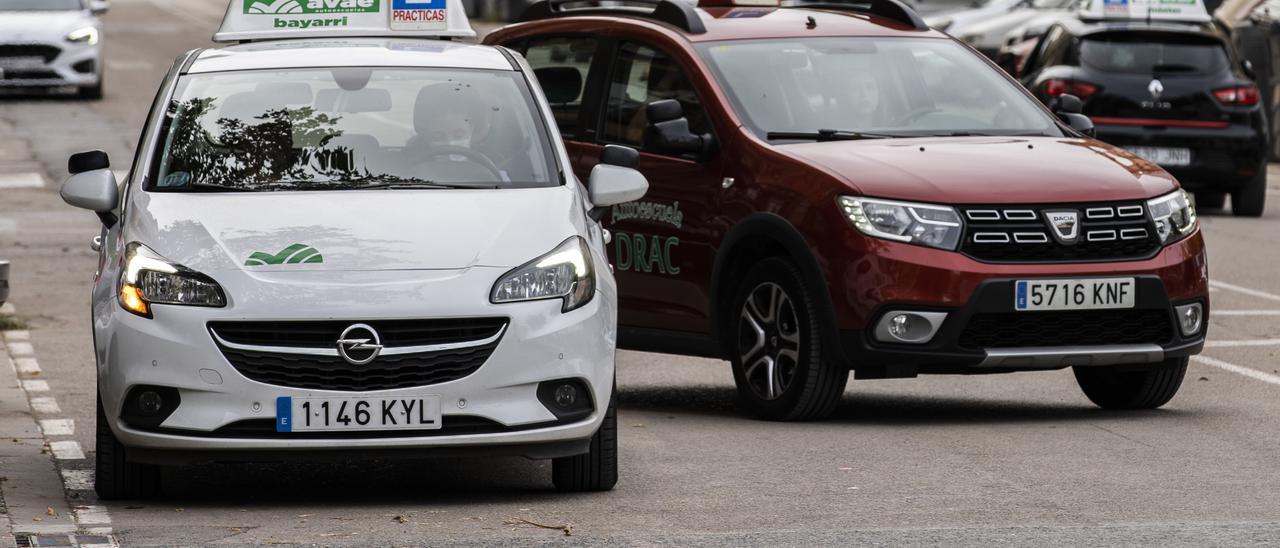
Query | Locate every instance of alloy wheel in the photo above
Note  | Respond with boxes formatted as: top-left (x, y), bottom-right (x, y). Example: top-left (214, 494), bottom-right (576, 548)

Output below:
top-left (737, 282), bottom-right (802, 401)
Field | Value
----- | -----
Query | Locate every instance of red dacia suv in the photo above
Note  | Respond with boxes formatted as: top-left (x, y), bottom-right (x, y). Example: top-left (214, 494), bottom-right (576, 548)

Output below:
top-left (487, 0), bottom-right (1209, 420)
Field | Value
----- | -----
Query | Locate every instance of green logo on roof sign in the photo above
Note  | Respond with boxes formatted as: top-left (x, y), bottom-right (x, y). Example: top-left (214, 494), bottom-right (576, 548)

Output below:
top-left (244, 0), bottom-right (379, 15)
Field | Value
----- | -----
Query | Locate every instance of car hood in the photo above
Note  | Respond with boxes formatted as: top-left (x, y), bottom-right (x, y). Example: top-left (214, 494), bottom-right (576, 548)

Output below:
top-left (0, 11), bottom-right (95, 40)
top-left (777, 136), bottom-right (1178, 204)
top-left (129, 187), bottom-right (583, 273)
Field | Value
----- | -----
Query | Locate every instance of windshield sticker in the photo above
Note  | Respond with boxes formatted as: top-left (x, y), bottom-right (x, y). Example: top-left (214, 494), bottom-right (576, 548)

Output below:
top-left (611, 201), bottom-right (684, 229)
top-left (613, 232), bottom-right (680, 276)
top-left (390, 0), bottom-right (447, 31)
top-left (244, 0), bottom-right (379, 14)
top-left (245, 244), bottom-right (324, 267)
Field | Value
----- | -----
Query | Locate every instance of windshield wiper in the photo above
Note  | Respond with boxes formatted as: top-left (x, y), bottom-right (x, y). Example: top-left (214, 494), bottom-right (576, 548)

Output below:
top-left (766, 129), bottom-right (897, 142)
top-left (357, 182), bottom-right (498, 190)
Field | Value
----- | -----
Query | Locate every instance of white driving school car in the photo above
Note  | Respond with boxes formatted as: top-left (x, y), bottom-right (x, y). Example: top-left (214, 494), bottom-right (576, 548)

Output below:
top-left (60, 0), bottom-right (648, 498)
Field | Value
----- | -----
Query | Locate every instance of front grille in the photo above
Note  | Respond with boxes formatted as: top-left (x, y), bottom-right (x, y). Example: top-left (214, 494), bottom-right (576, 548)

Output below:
top-left (0, 69), bottom-right (58, 81)
top-left (960, 203), bottom-right (1161, 263)
top-left (210, 318), bottom-right (507, 391)
top-left (0, 44), bottom-right (60, 63)
top-left (958, 309), bottom-right (1175, 349)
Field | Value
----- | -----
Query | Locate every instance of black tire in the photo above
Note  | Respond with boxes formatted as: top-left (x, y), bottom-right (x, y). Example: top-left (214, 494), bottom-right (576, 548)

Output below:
top-left (728, 257), bottom-right (847, 421)
top-left (1193, 191), bottom-right (1225, 211)
top-left (552, 395), bottom-right (617, 492)
top-left (1231, 166), bottom-right (1267, 217)
top-left (1073, 358), bottom-right (1188, 410)
top-left (95, 394), bottom-right (160, 499)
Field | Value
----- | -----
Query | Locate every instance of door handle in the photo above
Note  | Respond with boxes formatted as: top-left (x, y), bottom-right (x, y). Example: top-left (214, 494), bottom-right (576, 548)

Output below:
top-left (91, 235), bottom-right (102, 252)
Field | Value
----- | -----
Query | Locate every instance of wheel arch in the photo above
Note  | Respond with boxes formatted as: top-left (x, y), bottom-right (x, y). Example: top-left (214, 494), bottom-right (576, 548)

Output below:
top-left (710, 213), bottom-right (840, 360)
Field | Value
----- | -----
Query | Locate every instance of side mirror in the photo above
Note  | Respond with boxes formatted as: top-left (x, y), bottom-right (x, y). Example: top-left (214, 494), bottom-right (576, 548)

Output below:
top-left (587, 146), bottom-right (649, 221)
top-left (1050, 93), bottom-right (1095, 137)
top-left (643, 99), bottom-right (714, 156)
top-left (88, 0), bottom-right (109, 14)
top-left (62, 151), bottom-right (119, 226)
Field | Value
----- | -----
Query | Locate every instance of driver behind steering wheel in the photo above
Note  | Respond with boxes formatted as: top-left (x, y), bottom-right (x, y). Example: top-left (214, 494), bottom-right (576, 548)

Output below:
top-left (408, 82), bottom-right (505, 183)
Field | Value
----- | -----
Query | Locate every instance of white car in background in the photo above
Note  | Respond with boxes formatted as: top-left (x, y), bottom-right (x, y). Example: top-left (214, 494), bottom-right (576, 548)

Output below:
top-left (925, 0), bottom-right (1026, 34)
top-left (59, 0), bottom-right (648, 498)
top-left (0, 0), bottom-right (108, 99)
top-left (933, 0), bottom-right (1078, 57)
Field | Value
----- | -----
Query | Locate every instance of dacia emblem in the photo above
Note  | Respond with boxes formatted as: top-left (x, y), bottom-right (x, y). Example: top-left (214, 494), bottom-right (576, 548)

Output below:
top-left (1044, 210), bottom-right (1080, 244)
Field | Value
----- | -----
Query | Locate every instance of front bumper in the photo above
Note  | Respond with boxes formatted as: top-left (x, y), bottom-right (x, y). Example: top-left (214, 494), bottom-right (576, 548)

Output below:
top-left (833, 232), bottom-right (1208, 377)
top-left (97, 268), bottom-right (616, 459)
top-left (0, 41), bottom-right (101, 89)
top-left (1095, 122), bottom-right (1266, 189)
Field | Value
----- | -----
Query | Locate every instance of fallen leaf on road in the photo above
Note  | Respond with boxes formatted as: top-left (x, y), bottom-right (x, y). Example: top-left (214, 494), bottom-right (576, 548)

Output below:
top-left (1199, 377), bottom-right (1209, 381)
top-left (32, 517), bottom-right (42, 522)
top-left (393, 515), bottom-right (407, 524)
top-left (46, 506), bottom-right (58, 517)
top-left (504, 516), bottom-right (573, 537)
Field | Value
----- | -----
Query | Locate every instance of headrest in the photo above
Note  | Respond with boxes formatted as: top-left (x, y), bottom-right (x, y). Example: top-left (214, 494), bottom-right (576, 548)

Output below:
top-left (533, 67), bottom-right (583, 105)
top-left (414, 82), bottom-right (470, 135)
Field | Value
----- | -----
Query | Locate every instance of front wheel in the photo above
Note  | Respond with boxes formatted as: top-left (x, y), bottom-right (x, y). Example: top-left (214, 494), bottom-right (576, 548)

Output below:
top-left (551, 395), bottom-right (617, 492)
top-left (1073, 358), bottom-right (1188, 410)
top-left (95, 394), bottom-right (160, 499)
top-left (729, 258), bottom-right (847, 421)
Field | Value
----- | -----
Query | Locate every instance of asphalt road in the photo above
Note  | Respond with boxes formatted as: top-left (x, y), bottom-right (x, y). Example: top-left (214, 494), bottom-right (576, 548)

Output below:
top-left (2, 1), bottom-right (1280, 546)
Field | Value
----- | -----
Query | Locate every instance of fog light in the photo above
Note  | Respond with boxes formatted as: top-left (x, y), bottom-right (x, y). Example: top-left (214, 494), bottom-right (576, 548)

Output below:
top-left (1175, 303), bottom-right (1203, 336)
top-left (137, 390), bottom-right (163, 414)
top-left (874, 311), bottom-right (948, 344)
top-left (554, 384), bottom-right (577, 408)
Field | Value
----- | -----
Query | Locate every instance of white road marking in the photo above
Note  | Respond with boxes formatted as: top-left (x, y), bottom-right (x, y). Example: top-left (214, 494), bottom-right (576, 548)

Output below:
top-left (1192, 355), bottom-right (1280, 387)
top-left (39, 418), bottom-right (74, 436)
top-left (21, 379), bottom-right (49, 392)
top-left (63, 469), bottom-right (94, 490)
top-left (2, 329), bottom-right (30, 341)
top-left (1205, 339), bottom-right (1280, 348)
top-left (31, 396), bottom-right (61, 414)
top-left (75, 505), bottom-right (112, 525)
top-left (7, 341), bottom-right (33, 356)
top-left (15, 357), bottom-right (40, 375)
top-left (0, 172), bottom-right (44, 188)
top-left (1213, 310), bottom-right (1280, 316)
top-left (49, 440), bottom-right (85, 460)
top-left (1209, 280), bottom-right (1280, 303)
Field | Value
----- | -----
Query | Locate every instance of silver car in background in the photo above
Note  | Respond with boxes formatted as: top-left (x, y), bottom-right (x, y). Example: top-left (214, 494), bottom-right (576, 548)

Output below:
top-left (0, 0), bottom-right (107, 99)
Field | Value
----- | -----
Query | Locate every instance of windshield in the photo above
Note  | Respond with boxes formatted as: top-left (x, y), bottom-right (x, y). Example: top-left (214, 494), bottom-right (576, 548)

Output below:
top-left (0, 0), bottom-right (82, 10)
top-left (696, 38), bottom-right (1061, 140)
top-left (1080, 33), bottom-right (1228, 75)
top-left (150, 67), bottom-right (559, 192)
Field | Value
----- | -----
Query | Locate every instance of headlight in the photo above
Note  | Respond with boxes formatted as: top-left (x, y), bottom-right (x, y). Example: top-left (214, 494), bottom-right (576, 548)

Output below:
top-left (119, 242), bottom-right (226, 318)
top-left (1147, 189), bottom-right (1197, 245)
top-left (490, 237), bottom-right (595, 313)
top-left (66, 27), bottom-right (99, 45)
top-left (838, 196), bottom-right (964, 250)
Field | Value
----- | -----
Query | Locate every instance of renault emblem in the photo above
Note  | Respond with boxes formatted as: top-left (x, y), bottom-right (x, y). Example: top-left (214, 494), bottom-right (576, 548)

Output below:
top-left (1148, 78), bottom-right (1164, 101)
top-left (336, 323), bottom-right (383, 365)
top-left (1044, 210), bottom-right (1080, 244)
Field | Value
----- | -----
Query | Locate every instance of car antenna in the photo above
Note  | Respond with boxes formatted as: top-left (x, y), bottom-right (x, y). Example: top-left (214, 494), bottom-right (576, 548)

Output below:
top-left (806, 15), bottom-right (817, 29)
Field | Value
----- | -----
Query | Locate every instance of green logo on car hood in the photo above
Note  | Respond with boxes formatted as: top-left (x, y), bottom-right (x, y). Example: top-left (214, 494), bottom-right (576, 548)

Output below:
top-left (245, 244), bottom-right (324, 267)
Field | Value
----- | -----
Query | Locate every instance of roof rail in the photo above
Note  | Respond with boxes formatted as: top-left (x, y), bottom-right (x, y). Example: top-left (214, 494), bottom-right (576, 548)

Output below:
top-left (519, 0), bottom-right (708, 34)
top-left (779, 0), bottom-right (928, 31)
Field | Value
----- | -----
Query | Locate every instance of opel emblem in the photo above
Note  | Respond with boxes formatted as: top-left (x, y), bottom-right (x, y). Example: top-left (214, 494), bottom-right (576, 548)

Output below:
top-left (1148, 78), bottom-right (1164, 101)
top-left (1044, 210), bottom-right (1080, 244)
top-left (336, 323), bottom-right (383, 366)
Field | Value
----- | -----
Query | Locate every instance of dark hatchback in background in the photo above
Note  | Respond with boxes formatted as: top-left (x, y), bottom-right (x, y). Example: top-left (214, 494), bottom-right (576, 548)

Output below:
top-left (1021, 18), bottom-right (1268, 216)
top-left (1215, 0), bottom-right (1280, 160)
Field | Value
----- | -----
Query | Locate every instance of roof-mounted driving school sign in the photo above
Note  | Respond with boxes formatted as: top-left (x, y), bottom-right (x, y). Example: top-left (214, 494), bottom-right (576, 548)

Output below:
top-left (215, 0), bottom-right (475, 43)
top-left (1079, 0), bottom-right (1212, 23)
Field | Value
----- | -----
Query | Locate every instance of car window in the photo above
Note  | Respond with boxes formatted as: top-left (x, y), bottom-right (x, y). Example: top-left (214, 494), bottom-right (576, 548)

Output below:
top-left (697, 37), bottom-right (1061, 139)
top-left (1080, 33), bottom-right (1229, 75)
top-left (602, 42), bottom-right (711, 150)
top-left (149, 67), bottom-right (558, 192)
top-left (521, 36), bottom-right (596, 138)
top-left (0, 0), bottom-right (82, 10)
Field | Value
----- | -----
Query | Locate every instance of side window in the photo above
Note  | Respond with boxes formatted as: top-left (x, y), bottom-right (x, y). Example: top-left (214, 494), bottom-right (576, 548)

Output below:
top-left (602, 42), bottom-right (710, 151)
top-left (521, 36), bottom-right (596, 138)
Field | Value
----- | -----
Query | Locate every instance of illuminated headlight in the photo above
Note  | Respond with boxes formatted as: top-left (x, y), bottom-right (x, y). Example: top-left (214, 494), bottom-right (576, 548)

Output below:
top-left (66, 27), bottom-right (99, 45)
top-left (838, 196), bottom-right (963, 250)
top-left (119, 242), bottom-right (226, 318)
top-left (491, 237), bottom-right (595, 313)
top-left (1147, 189), bottom-right (1197, 245)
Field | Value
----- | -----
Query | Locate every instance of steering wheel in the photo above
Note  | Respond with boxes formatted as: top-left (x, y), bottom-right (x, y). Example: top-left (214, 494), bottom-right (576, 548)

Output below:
top-left (895, 106), bottom-right (942, 126)
top-left (415, 146), bottom-right (504, 181)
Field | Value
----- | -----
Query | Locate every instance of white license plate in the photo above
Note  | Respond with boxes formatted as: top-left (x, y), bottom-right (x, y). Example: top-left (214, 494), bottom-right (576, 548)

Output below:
top-left (0, 56), bottom-right (44, 68)
top-left (1126, 146), bottom-right (1191, 167)
top-left (1015, 278), bottom-right (1136, 311)
top-left (276, 396), bottom-right (442, 432)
